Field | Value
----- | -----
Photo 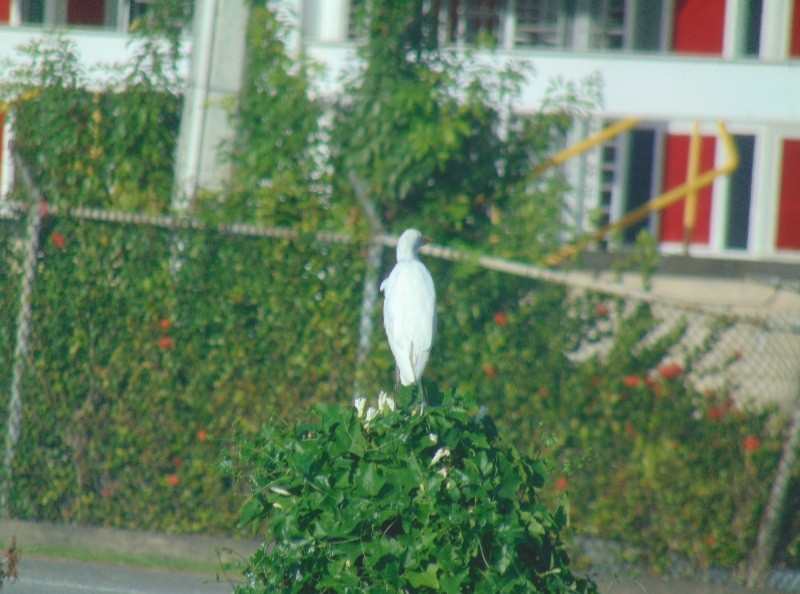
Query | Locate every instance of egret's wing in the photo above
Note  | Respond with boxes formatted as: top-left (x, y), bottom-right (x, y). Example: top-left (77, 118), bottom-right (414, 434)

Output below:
top-left (401, 262), bottom-right (435, 350)
top-left (381, 261), bottom-right (436, 385)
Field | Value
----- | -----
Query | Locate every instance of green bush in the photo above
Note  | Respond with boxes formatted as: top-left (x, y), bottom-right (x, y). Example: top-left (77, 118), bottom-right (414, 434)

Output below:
top-left (235, 386), bottom-right (598, 593)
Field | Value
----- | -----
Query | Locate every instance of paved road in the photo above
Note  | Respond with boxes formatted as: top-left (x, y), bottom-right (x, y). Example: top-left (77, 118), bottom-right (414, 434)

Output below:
top-left (11, 556), bottom-right (238, 594)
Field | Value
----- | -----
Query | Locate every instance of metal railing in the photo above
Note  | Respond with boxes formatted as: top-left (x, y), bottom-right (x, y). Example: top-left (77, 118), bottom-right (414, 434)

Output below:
top-left (542, 120), bottom-right (739, 266)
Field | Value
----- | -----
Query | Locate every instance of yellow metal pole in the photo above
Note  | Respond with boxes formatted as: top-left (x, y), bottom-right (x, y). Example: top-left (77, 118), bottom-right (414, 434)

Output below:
top-left (545, 122), bottom-right (739, 266)
top-left (683, 121), bottom-right (701, 253)
top-left (533, 117), bottom-right (643, 175)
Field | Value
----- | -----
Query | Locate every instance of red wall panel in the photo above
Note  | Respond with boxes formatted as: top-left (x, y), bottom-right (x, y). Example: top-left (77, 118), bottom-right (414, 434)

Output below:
top-left (0, 0), bottom-right (10, 23)
top-left (776, 139), bottom-right (800, 250)
top-left (791, 0), bottom-right (800, 57)
top-left (659, 134), bottom-right (717, 244)
top-left (673, 0), bottom-right (726, 55)
top-left (67, 0), bottom-right (105, 25)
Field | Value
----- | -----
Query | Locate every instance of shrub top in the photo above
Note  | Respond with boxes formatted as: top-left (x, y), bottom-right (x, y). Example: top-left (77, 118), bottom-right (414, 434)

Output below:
top-left (236, 385), bottom-right (597, 593)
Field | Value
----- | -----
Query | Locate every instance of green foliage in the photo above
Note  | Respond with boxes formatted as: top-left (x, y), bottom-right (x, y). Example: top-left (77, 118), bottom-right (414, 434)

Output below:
top-left (236, 387), bottom-right (597, 593)
top-left (0, 221), bottom-right (22, 424)
top-left (1, 35), bottom-right (181, 212)
top-left (5, 217), bottom-right (362, 532)
top-left (331, 0), bottom-right (579, 255)
top-left (217, 4), bottom-right (328, 228)
top-left (543, 302), bottom-right (784, 570)
top-left (127, 0), bottom-right (193, 61)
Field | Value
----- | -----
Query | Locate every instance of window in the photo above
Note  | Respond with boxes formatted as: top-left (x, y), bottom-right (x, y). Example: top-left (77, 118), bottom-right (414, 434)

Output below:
top-left (589, 0), bottom-right (625, 50)
top-left (629, 0), bottom-right (665, 51)
top-left (129, 0), bottom-right (152, 23)
top-left (743, 0), bottom-right (763, 56)
top-left (19, 0), bottom-right (44, 24)
top-left (596, 138), bottom-right (616, 246)
top-left (346, 0), bottom-right (366, 40)
top-left (621, 128), bottom-right (657, 242)
top-left (463, 0), bottom-right (505, 45)
top-left (515, 0), bottom-right (570, 48)
top-left (724, 135), bottom-right (755, 250)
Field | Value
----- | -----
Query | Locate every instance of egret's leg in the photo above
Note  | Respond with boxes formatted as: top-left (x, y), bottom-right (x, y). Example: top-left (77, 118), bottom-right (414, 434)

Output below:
top-left (418, 380), bottom-right (428, 415)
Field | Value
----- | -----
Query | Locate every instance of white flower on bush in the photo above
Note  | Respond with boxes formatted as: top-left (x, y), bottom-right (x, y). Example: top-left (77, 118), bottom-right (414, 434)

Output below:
top-left (355, 391), bottom-right (397, 428)
top-left (430, 447), bottom-right (450, 466)
top-left (365, 406), bottom-right (379, 424)
top-left (378, 391), bottom-right (396, 413)
top-left (354, 397), bottom-right (367, 418)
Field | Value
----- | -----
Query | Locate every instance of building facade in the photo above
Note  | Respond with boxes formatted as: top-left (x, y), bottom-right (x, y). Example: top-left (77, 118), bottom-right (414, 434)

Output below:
top-left (1, 0), bottom-right (800, 263)
top-left (301, 0), bottom-right (800, 263)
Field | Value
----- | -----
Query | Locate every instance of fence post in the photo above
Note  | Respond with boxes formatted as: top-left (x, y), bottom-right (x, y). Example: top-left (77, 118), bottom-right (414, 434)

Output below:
top-left (349, 171), bottom-right (384, 399)
top-left (746, 386), bottom-right (800, 587)
top-left (1, 187), bottom-right (43, 518)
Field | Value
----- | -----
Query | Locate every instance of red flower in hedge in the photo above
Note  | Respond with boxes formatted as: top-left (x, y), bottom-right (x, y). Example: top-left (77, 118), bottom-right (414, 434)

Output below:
top-left (492, 312), bottom-right (508, 327)
top-left (595, 303), bottom-right (610, 317)
top-left (197, 429), bottom-right (208, 443)
top-left (51, 231), bottom-right (66, 250)
top-left (171, 455), bottom-right (182, 468)
top-left (624, 421), bottom-right (636, 438)
top-left (166, 474), bottom-right (180, 487)
top-left (658, 362), bottom-right (683, 380)
top-left (707, 406), bottom-right (726, 421)
top-left (101, 487), bottom-right (111, 499)
top-left (485, 365), bottom-right (498, 378)
top-left (554, 476), bottom-right (569, 491)
top-left (623, 375), bottom-right (641, 388)
top-left (159, 318), bottom-right (172, 330)
top-left (159, 337), bottom-right (175, 350)
top-left (742, 436), bottom-right (761, 453)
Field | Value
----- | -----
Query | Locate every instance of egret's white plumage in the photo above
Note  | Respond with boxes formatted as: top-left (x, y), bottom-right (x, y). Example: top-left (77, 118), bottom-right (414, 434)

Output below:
top-left (380, 229), bottom-right (437, 387)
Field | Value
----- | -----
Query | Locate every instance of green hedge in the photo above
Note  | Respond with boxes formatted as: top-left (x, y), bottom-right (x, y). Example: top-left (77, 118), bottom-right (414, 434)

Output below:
top-left (5, 216), bottom-right (364, 532)
top-left (0, 213), bottom-right (790, 570)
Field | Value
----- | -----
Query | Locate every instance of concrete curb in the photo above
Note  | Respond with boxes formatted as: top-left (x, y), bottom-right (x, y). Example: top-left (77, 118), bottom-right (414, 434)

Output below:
top-left (0, 520), bottom-right (790, 593)
top-left (0, 519), bottom-right (261, 571)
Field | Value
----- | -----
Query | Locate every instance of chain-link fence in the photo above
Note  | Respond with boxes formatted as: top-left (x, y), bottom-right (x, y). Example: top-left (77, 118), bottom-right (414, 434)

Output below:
top-left (1, 191), bottom-right (799, 588)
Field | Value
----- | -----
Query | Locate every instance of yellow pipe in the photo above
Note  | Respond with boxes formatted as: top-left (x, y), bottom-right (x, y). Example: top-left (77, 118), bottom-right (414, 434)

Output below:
top-left (533, 117), bottom-right (642, 175)
top-left (545, 122), bottom-right (739, 266)
top-left (683, 120), bottom-right (701, 252)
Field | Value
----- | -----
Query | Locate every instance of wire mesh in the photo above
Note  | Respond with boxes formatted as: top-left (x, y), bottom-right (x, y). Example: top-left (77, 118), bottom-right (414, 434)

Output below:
top-left (0, 197), bottom-right (799, 587)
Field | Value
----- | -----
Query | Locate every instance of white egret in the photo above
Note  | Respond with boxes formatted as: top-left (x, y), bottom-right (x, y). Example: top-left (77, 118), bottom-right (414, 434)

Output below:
top-left (380, 228), bottom-right (437, 391)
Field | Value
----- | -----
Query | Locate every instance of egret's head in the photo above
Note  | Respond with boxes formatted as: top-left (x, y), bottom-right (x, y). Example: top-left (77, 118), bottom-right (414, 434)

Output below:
top-left (396, 228), bottom-right (427, 262)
